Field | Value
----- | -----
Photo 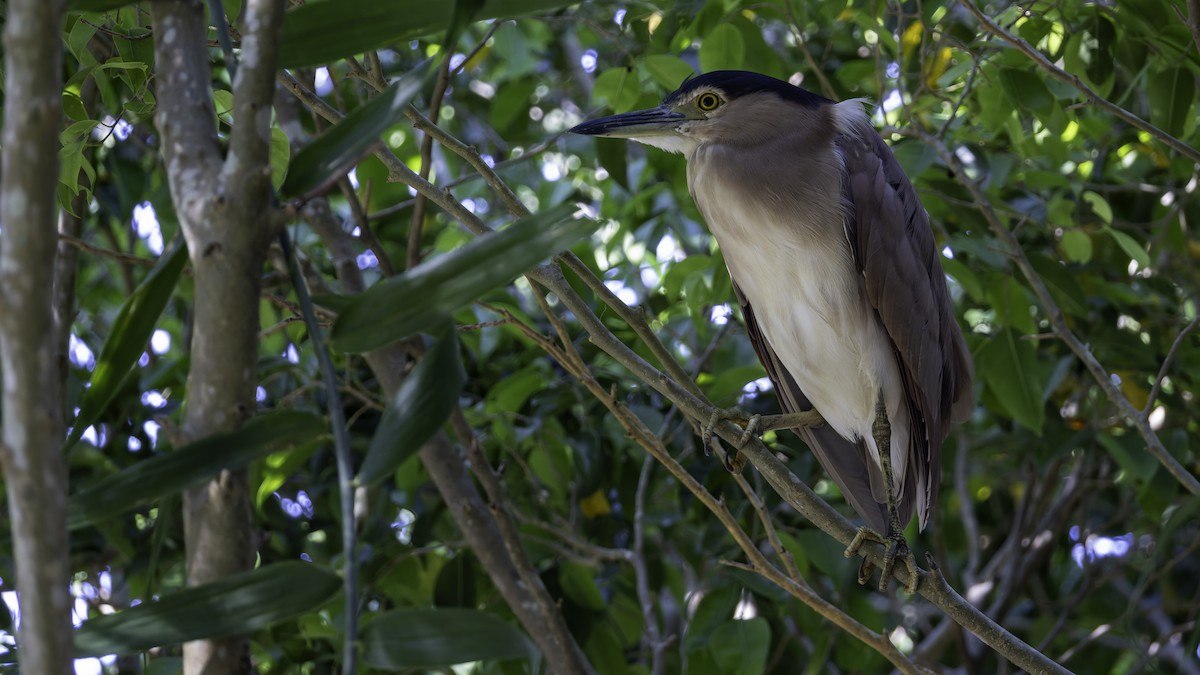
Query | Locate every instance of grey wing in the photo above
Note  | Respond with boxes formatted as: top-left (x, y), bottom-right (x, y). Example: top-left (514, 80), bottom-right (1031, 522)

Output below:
top-left (733, 281), bottom-right (896, 534)
top-left (836, 123), bottom-right (974, 529)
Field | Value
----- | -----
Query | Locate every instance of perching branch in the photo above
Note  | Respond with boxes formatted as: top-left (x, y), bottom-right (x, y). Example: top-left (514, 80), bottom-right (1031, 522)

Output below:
top-left (0, 0), bottom-right (72, 672)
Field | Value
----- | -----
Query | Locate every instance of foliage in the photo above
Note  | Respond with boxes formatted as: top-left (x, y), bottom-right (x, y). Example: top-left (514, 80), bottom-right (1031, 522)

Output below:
top-left (2, 0), bottom-right (1198, 672)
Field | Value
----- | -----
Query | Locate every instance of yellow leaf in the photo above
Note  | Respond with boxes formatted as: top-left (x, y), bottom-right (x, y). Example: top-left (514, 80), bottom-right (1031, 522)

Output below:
top-left (579, 489), bottom-right (611, 518)
top-left (902, 20), bottom-right (924, 58)
top-left (925, 47), bottom-right (952, 91)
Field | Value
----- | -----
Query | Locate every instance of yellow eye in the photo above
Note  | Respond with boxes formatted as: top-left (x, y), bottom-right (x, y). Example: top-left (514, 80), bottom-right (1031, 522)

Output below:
top-left (696, 92), bottom-right (722, 111)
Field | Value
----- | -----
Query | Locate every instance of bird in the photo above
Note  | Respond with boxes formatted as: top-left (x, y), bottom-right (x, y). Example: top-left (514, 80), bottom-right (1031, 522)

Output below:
top-left (570, 70), bottom-right (973, 593)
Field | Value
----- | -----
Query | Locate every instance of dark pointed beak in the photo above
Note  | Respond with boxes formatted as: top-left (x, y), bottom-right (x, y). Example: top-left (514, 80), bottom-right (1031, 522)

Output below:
top-left (569, 106), bottom-right (687, 139)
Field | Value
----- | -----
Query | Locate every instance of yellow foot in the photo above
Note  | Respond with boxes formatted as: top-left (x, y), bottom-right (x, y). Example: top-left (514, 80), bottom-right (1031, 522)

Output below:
top-left (844, 527), bottom-right (919, 594)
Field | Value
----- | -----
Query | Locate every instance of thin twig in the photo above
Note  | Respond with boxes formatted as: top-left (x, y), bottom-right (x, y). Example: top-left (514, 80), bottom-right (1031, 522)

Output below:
top-left (961, 0), bottom-right (1200, 164)
top-left (1143, 312), bottom-right (1200, 415)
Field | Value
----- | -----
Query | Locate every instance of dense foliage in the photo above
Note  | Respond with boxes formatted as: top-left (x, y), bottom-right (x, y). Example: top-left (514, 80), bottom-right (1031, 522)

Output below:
top-left (1, 0), bottom-right (1198, 672)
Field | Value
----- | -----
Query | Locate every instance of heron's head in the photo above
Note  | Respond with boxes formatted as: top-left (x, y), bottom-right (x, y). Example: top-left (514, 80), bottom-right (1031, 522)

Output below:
top-left (570, 70), bottom-right (835, 157)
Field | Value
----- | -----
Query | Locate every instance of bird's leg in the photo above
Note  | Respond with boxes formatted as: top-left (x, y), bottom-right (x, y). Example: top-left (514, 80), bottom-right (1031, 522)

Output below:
top-left (701, 408), bottom-right (826, 473)
top-left (843, 389), bottom-right (919, 594)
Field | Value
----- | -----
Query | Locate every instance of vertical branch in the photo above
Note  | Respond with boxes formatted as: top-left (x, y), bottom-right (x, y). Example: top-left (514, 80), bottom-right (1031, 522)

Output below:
top-left (0, 0), bottom-right (71, 671)
top-left (151, 0), bottom-right (285, 672)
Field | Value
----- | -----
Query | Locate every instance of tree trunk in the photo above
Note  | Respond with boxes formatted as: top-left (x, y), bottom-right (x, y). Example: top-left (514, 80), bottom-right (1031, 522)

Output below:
top-left (0, 0), bottom-right (72, 672)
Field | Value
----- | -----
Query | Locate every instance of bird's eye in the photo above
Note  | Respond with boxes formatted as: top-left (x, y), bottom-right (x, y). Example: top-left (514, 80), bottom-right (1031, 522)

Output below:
top-left (696, 92), bottom-right (723, 111)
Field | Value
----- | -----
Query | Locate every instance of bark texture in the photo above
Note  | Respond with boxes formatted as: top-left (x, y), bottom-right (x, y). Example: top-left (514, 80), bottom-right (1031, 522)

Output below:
top-left (150, 0), bottom-right (285, 672)
top-left (0, 0), bottom-right (72, 672)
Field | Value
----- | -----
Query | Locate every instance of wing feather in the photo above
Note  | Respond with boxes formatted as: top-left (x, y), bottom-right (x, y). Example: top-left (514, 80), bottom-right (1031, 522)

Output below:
top-left (836, 123), bottom-right (974, 528)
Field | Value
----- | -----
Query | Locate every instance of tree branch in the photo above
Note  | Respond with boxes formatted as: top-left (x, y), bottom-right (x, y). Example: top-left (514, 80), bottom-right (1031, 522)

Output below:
top-left (0, 0), bottom-right (72, 671)
top-left (961, 0), bottom-right (1200, 165)
top-left (906, 124), bottom-right (1200, 496)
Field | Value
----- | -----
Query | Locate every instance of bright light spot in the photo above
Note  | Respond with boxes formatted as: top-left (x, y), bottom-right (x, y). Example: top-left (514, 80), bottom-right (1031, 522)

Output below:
top-left (348, 167), bottom-right (359, 190)
top-left (138, 352), bottom-right (150, 367)
top-left (256, 386), bottom-right (267, 403)
top-left (1071, 531), bottom-right (1134, 568)
top-left (133, 202), bottom-right (164, 255)
top-left (941, 245), bottom-right (955, 259)
top-left (314, 67), bottom-right (333, 96)
top-left (881, 89), bottom-right (902, 113)
top-left (82, 426), bottom-right (100, 446)
top-left (604, 280), bottom-right (638, 305)
top-left (656, 234), bottom-right (686, 262)
top-left (742, 377), bottom-right (773, 396)
top-left (150, 329), bottom-right (171, 354)
top-left (889, 626), bottom-right (913, 652)
top-left (541, 158), bottom-right (563, 181)
top-left (1160, 191), bottom-right (1175, 207)
top-left (392, 508), bottom-right (416, 544)
top-left (886, 62), bottom-right (901, 79)
top-left (955, 146), bottom-right (977, 167)
top-left (69, 334), bottom-right (95, 370)
top-left (285, 343), bottom-right (300, 364)
top-left (449, 53), bottom-right (466, 70)
top-left (709, 304), bottom-right (732, 326)
top-left (733, 596), bottom-right (757, 620)
top-left (637, 263), bottom-right (659, 289)
top-left (468, 79), bottom-right (496, 99)
top-left (387, 129), bottom-right (407, 147)
top-left (1149, 406), bottom-right (1166, 430)
top-left (581, 49), bottom-right (598, 73)
top-left (1110, 373), bottom-right (1121, 386)
top-left (140, 390), bottom-right (167, 409)
top-left (276, 490), bottom-right (315, 519)
top-left (613, 8), bottom-right (626, 24)
top-left (356, 250), bottom-right (379, 270)
top-left (143, 420), bottom-right (159, 447)
top-left (127, 436), bottom-right (142, 452)
top-left (529, 106), bottom-right (544, 122)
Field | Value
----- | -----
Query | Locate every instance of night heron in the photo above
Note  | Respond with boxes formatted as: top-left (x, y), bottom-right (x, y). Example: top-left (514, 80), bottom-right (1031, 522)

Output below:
top-left (571, 71), bottom-right (973, 593)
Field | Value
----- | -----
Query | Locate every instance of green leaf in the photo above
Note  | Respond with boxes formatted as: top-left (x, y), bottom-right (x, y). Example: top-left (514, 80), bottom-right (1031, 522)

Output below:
top-left (699, 24), bottom-right (745, 72)
top-left (1098, 432), bottom-right (1159, 481)
top-left (1081, 190), bottom-right (1112, 224)
top-left (977, 328), bottom-right (1045, 433)
top-left (66, 242), bottom-right (188, 450)
top-left (66, 0), bottom-right (139, 10)
top-left (643, 54), bottom-right (696, 90)
top-left (997, 67), bottom-right (1053, 116)
top-left (277, 0), bottom-right (578, 69)
top-left (360, 608), bottom-right (538, 669)
top-left (559, 560), bottom-right (607, 610)
top-left (1106, 227), bottom-right (1151, 269)
top-left (357, 325), bottom-right (465, 485)
top-left (1060, 229), bottom-right (1093, 263)
top-left (69, 411), bottom-right (326, 530)
top-left (592, 67), bottom-right (641, 112)
top-left (709, 618), bottom-right (770, 675)
top-left (1148, 66), bottom-right (1196, 138)
top-left (74, 562), bottom-right (341, 657)
top-left (332, 202), bottom-right (596, 353)
top-left (684, 586), bottom-right (737, 653)
top-left (269, 126), bottom-right (291, 191)
top-left (280, 64), bottom-right (430, 199)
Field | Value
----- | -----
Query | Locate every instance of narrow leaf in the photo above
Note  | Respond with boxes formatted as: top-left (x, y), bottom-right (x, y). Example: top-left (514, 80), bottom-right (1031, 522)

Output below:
top-left (331, 202), bottom-right (596, 353)
top-left (360, 608), bottom-right (537, 669)
top-left (280, 65), bottom-right (430, 199)
top-left (1106, 227), bottom-right (1151, 269)
top-left (977, 328), bottom-right (1045, 433)
top-left (66, 241), bottom-right (188, 450)
top-left (68, 411), bottom-right (325, 530)
top-left (278, 0), bottom-right (578, 69)
top-left (357, 325), bottom-right (465, 485)
top-left (74, 562), bottom-right (341, 657)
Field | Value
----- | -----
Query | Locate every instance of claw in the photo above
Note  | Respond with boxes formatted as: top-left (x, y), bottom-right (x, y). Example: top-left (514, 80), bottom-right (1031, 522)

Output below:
top-left (844, 527), bottom-right (919, 594)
